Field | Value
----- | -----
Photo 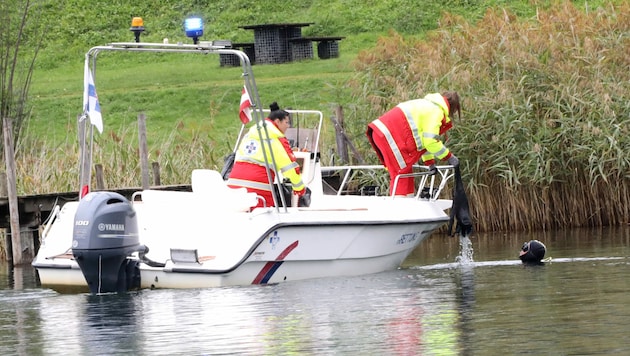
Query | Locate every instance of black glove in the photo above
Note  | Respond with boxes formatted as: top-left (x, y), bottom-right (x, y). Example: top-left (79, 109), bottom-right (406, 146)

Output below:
top-left (298, 187), bottom-right (312, 207)
top-left (428, 164), bottom-right (438, 176)
top-left (447, 155), bottom-right (459, 167)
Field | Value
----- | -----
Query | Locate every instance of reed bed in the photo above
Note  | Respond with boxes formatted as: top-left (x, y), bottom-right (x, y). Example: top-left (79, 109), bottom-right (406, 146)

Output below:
top-left (17, 122), bottom-right (224, 194)
top-left (349, 1), bottom-right (630, 231)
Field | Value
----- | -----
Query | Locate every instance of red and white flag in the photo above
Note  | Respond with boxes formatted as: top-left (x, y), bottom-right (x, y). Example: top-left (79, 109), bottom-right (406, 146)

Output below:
top-left (239, 86), bottom-right (252, 124)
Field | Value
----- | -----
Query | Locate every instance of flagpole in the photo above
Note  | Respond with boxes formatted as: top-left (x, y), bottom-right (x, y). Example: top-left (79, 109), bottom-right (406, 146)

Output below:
top-left (79, 56), bottom-right (91, 198)
top-left (79, 53), bottom-right (101, 198)
top-left (232, 124), bottom-right (246, 153)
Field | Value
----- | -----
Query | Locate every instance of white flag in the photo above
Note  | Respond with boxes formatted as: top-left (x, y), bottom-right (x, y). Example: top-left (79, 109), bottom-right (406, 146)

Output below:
top-left (239, 85), bottom-right (252, 124)
top-left (83, 61), bottom-right (103, 133)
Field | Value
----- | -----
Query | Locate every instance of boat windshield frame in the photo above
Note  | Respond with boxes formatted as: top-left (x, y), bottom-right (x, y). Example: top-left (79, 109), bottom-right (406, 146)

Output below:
top-left (78, 41), bottom-right (290, 212)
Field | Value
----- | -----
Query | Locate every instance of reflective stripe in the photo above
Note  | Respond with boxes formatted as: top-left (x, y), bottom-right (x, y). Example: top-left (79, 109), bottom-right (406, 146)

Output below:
top-left (280, 161), bottom-right (299, 173)
top-left (433, 146), bottom-right (448, 158)
top-left (399, 106), bottom-right (422, 146)
top-left (292, 178), bottom-right (305, 190)
top-left (373, 119), bottom-right (407, 169)
top-left (238, 156), bottom-right (274, 169)
top-left (423, 132), bottom-right (440, 140)
top-left (227, 178), bottom-right (272, 192)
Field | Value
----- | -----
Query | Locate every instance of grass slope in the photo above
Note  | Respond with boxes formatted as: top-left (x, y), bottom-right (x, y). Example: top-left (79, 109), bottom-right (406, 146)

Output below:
top-left (27, 0), bottom-right (562, 143)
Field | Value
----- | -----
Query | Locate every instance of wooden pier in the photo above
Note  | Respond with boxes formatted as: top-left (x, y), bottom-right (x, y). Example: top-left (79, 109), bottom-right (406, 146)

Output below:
top-left (0, 185), bottom-right (190, 229)
top-left (0, 184), bottom-right (191, 263)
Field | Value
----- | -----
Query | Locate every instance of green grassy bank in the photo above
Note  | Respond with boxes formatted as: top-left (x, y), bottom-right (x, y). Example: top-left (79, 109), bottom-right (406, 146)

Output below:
top-left (16, 0), bottom-right (630, 231)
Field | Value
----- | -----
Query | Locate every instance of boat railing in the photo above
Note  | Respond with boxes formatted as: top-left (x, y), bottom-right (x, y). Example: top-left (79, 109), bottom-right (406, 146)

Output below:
top-left (41, 205), bottom-right (61, 239)
top-left (394, 166), bottom-right (455, 200)
top-left (239, 109), bottom-right (324, 208)
top-left (79, 41), bottom-right (267, 203)
top-left (320, 164), bottom-right (454, 201)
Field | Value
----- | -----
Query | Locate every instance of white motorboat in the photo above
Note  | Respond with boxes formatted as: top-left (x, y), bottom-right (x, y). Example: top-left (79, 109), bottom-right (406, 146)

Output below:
top-left (32, 38), bottom-right (459, 294)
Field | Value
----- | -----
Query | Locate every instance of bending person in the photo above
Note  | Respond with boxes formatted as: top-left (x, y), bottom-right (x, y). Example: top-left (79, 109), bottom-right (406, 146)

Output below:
top-left (227, 102), bottom-right (306, 208)
top-left (366, 91), bottom-right (461, 196)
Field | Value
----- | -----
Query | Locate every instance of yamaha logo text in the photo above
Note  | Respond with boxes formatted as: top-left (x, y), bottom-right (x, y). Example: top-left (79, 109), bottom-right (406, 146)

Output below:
top-left (98, 223), bottom-right (125, 232)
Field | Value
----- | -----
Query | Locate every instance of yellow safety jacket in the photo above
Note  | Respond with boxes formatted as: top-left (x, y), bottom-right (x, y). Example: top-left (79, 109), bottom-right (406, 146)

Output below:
top-left (231, 119), bottom-right (304, 192)
top-left (397, 93), bottom-right (453, 164)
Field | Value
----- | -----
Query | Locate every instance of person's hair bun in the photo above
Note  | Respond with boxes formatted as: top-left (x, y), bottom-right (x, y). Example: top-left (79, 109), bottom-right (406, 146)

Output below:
top-left (269, 102), bottom-right (280, 111)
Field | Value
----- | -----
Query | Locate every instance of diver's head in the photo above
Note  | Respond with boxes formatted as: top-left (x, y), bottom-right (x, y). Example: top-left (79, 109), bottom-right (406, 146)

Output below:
top-left (519, 240), bottom-right (546, 263)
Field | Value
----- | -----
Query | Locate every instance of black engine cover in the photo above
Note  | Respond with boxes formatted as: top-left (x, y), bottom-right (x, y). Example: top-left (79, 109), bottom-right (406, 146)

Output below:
top-left (72, 191), bottom-right (142, 294)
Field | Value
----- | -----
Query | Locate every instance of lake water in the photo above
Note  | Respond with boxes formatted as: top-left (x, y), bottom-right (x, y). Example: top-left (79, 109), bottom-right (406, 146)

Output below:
top-left (1, 226), bottom-right (629, 355)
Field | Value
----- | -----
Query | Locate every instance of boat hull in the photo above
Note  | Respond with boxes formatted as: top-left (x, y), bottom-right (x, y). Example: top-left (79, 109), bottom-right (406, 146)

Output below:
top-left (141, 249), bottom-right (415, 289)
top-left (139, 220), bottom-right (443, 289)
top-left (33, 203), bottom-right (445, 292)
top-left (33, 169), bottom-right (452, 293)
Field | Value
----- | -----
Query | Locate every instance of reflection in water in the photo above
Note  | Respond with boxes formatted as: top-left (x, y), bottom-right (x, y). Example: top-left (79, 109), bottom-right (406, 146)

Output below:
top-left (0, 265), bottom-right (47, 355)
top-left (1, 227), bottom-right (629, 354)
top-left (83, 294), bottom-right (140, 354)
top-left (385, 294), bottom-right (423, 355)
top-left (261, 286), bottom-right (318, 354)
top-left (454, 264), bottom-right (475, 356)
top-left (1, 265), bottom-right (40, 290)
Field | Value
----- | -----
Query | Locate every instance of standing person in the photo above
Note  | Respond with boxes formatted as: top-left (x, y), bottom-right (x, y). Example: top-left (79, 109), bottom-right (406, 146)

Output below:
top-left (227, 102), bottom-right (306, 208)
top-left (366, 91), bottom-right (461, 196)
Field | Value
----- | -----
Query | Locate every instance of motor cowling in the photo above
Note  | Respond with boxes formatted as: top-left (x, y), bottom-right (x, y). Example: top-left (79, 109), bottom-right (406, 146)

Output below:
top-left (72, 191), bottom-right (143, 294)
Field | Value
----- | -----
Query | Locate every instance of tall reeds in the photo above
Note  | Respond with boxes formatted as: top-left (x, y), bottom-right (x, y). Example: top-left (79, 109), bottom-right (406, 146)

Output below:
top-left (350, 1), bottom-right (629, 231)
top-left (17, 121), bottom-right (224, 194)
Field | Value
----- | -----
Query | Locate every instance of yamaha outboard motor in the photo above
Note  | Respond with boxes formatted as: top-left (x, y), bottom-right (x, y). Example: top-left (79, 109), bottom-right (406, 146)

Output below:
top-left (519, 239), bottom-right (546, 264)
top-left (73, 192), bottom-right (144, 294)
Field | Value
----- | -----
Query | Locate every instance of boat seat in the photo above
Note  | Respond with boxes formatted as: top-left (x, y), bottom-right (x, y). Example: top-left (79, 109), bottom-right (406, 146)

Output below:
top-left (191, 169), bottom-right (258, 212)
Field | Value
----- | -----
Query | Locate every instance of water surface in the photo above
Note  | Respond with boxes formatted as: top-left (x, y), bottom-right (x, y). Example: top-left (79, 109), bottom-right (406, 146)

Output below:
top-left (1, 227), bottom-right (629, 355)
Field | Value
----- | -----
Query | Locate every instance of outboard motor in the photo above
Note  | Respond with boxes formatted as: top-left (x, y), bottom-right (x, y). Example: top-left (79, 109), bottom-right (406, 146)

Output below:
top-left (72, 192), bottom-right (144, 294)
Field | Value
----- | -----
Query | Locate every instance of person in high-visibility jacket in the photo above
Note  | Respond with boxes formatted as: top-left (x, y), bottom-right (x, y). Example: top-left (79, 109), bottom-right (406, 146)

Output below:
top-left (227, 102), bottom-right (306, 208)
top-left (366, 91), bottom-right (462, 196)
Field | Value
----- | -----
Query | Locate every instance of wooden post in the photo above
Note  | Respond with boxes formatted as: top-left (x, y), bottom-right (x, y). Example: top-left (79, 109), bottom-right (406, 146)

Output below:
top-left (152, 162), bottom-right (161, 186)
top-left (0, 172), bottom-right (6, 197)
top-left (0, 172), bottom-right (7, 262)
top-left (138, 113), bottom-right (150, 189)
top-left (2, 117), bottom-right (35, 266)
top-left (332, 105), bottom-right (349, 164)
top-left (95, 163), bottom-right (105, 190)
top-left (329, 105), bottom-right (366, 165)
top-left (12, 265), bottom-right (25, 290)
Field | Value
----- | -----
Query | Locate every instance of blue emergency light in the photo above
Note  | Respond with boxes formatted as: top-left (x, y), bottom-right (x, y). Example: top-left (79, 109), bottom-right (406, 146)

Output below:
top-left (184, 17), bottom-right (204, 44)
